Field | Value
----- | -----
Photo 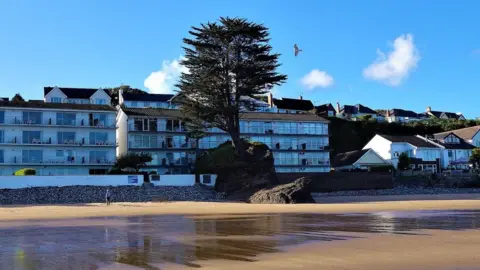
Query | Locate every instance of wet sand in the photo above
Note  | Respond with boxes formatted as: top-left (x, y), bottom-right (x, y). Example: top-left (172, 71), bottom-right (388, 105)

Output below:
top-left (1, 194), bottom-right (480, 221)
top-left (173, 230), bottom-right (480, 270)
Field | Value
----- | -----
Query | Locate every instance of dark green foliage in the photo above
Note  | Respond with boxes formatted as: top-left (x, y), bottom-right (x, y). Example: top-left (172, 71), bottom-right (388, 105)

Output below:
top-left (397, 152), bottom-right (411, 171)
top-left (177, 17), bottom-right (287, 152)
top-left (11, 93), bottom-right (25, 103)
top-left (14, 168), bottom-right (36, 176)
top-left (359, 114), bottom-right (373, 121)
top-left (329, 117), bottom-right (480, 156)
top-left (104, 85), bottom-right (148, 107)
top-left (113, 152), bottom-right (152, 172)
top-left (470, 148), bottom-right (480, 168)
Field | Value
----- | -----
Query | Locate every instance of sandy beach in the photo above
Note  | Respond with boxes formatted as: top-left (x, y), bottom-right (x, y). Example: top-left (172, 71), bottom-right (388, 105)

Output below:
top-left (0, 194), bottom-right (480, 221)
top-left (166, 230), bottom-right (480, 270)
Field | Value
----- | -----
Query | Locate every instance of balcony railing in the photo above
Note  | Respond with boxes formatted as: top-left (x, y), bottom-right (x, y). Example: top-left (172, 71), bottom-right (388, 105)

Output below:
top-left (0, 137), bottom-right (117, 147)
top-left (147, 158), bottom-right (194, 166)
top-left (274, 158), bottom-right (330, 166)
top-left (128, 141), bottom-right (196, 149)
top-left (1, 117), bottom-right (116, 128)
top-left (4, 156), bottom-right (115, 165)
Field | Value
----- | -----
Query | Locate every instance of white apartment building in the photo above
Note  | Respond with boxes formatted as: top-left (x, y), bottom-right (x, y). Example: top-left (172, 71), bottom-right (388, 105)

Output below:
top-left (0, 87), bottom-right (117, 176)
top-left (117, 92), bottom-right (331, 174)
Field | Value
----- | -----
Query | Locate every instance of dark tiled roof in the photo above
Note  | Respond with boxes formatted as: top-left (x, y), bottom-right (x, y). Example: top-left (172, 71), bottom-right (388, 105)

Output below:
top-left (379, 135), bottom-right (439, 148)
top-left (0, 98), bottom-right (8, 102)
top-left (434, 126), bottom-right (480, 141)
top-left (331, 149), bottom-right (369, 167)
top-left (272, 98), bottom-right (314, 111)
top-left (122, 107), bottom-right (328, 122)
top-left (434, 140), bottom-right (476, 150)
top-left (0, 101), bottom-right (116, 112)
top-left (428, 110), bottom-right (462, 119)
top-left (341, 104), bottom-right (377, 115)
top-left (315, 103), bottom-right (335, 112)
top-left (122, 92), bottom-right (174, 102)
top-left (389, 109), bottom-right (419, 118)
top-left (44, 87), bottom-right (110, 99)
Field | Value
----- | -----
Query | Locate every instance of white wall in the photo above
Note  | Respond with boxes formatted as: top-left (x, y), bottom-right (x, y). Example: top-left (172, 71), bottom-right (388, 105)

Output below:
top-left (90, 89), bottom-right (112, 106)
top-left (149, 174), bottom-right (217, 187)
top-left (363, 135), bottom-right (393, 162)
top-left (0, 175), bottom-right (144, 189)
top-left (116, 110), bottom-right (129, 156)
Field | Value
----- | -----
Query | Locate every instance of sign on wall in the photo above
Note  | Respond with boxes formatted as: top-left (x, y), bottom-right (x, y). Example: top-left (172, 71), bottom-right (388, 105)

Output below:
top-left (128, 176), bottom-right (138, 184)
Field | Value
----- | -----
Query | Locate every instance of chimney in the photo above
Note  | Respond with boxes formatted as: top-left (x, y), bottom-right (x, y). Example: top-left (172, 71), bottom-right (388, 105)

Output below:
top-left (386, 109), bottom-right (390, 118)
top-left (336, 102), bottom-right (340, 113)
top-left (299, 95), bottom-right (303, 100)
top-left (426, 106), bottom-right (431, 112)
top-left (119, 89), bottom-right (124, 106)
top-left (267, 92), bottom-right (273, 108)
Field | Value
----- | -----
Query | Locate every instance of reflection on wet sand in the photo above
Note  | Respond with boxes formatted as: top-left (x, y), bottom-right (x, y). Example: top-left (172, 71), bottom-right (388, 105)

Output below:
top-left (0, 210), bottom-right (479, 269)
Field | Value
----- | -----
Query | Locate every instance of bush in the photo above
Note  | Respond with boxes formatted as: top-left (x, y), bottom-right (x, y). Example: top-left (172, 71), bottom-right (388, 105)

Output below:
top-left (14, 168), bottom-right (36, 176)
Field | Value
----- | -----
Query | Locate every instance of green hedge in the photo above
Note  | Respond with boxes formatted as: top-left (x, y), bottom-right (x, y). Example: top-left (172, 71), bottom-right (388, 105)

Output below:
top-left (14, 168), bottom-right (36, 176)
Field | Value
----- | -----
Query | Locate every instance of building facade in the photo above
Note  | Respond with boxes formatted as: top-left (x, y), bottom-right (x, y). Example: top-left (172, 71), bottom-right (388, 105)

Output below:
top-left (0, 89), bottom-right (117, 176)
top-left (117, 93), bottom-right (330, 174)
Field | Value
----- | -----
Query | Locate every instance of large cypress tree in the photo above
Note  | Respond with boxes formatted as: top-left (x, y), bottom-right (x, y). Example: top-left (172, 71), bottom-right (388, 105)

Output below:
top-left (177, 17), bottom-right (287, 154)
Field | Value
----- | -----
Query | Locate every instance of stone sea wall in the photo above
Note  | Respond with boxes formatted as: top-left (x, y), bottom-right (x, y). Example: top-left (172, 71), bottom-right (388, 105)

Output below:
top-left (0, 185), bottom-right (224, 205)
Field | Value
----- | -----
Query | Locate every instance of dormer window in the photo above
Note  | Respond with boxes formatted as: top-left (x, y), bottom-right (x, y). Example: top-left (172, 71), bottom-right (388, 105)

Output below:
top-left (444, 135), bottom-right (460, 144)
top-left (51, 97), bottom-right (62, 103)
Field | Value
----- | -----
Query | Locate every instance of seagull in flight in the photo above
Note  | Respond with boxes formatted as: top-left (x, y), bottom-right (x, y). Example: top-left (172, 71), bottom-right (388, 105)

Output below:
top-left (294, 44), bottom-right (303, 57)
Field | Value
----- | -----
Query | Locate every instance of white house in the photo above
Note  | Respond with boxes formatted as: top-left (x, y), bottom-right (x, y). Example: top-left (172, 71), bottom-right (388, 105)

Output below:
top-left (425, 106), bottom-right (466, 120)
top-left (44, 86), bottom-right (112, 105)
top-left (434, 126), bottom-right (480, 147)
top-left (336, 103), bottom-right (378, 120)
top-left (0, 90), bottom-right (117, 176)
top-left (363, 134), bottom-right (442, 172)
top-left (385, 109), bottom-right (424, 123)
top-left (331, 148), bottom-right (390, 171)
top-left (423, 133), bottom-right (476, 170)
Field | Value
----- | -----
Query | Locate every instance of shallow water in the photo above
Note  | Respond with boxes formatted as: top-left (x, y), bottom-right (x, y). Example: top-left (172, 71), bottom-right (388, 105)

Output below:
top-left (0, 210), bottom-right (480, 269)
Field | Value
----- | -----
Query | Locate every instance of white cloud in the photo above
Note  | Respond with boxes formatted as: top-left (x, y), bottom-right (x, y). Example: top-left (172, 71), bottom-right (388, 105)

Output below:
top-left (363, 34), bottom-right (420, 86)
top-left (300, 69), bottom-right (334, 90)
top-left (144, 56), bottom-right (189, 94)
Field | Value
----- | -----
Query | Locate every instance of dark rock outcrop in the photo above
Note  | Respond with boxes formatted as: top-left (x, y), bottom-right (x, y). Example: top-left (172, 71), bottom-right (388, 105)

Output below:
top-left (196, 142), bottom-right (278, 199)
top-left (248, 177), bottom-right (315, 204)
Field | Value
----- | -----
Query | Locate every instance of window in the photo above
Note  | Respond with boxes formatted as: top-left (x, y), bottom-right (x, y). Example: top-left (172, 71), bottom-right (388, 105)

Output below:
top-left (95, 99), bottom-right (106, 105)
top-left (57, 132), bottom-right (76, 144)
top-left (89, 113), bottom-right (107, 127)
top-left (131, 102), bottom-right (138, 107)
top-left (144, 102), bottom-right (150, 107)
top-left (0, 150), bottom-right (3, 163)
top-left (50, 97), bottom-right (62, 103)
top-left (22, 150), bottom-right (43, 163)
top-left (0, 111), bottom-right (4, 124)
top-left (90, 132), bottom-right (108, 145)
top-left (23, 131), bottom-right (41, 144)
top-left (132, 135), bottom-right (158, 148)
top-left (89, 150), bottom-right (108, 163)
top-left (133, 118), bottom-right (157, 131)
top-left (56, 150), bottom-right (75, 162)
top-left (22, 111), bottom-right (42, 124)
top-left (0, 130), bottom-right (3, 143)
top-left (56, 112), bottom-right (76, 126)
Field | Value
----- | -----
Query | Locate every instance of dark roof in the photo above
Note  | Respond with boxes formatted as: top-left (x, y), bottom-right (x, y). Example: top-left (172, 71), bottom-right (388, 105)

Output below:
top-left (315, 103), bottom-right (335, 112)
top-left (122, 92), bottom-right (174, 102)
top-left (331, 149), bottom-right (369, 167)
top-left (434, 140), bottom-right (476, 150)
top-left (0, 98), bottom-right (8, 102)
top-left (121, 107), bottom-right (328, 122)
top-left (341, 104), bottom-right (377, 115)
top-left (434, 126), bottom-right (480, 141)
top-left (389, 108), bottom-right (419, 118)
top-left (379, 135), bottom-right (439, 148)
top-left (0, 101), bottom-right (116, 112)
top-left (428, 110), bottom-right (462, 119)
top-left (44, 87), bottom-right (107, 99)
top-left (272, 98), bottom-right (314, 111)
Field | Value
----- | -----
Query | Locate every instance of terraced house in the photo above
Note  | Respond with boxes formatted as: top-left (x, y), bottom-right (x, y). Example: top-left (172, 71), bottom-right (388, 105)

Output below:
top-left (0, 87), bottom-right (117, 176)
top-left (117, 92), bottom-right (331, 174)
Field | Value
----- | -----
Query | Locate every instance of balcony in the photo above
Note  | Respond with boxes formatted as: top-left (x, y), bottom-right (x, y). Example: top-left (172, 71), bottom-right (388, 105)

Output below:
top-left (2, 156), bottom-right (115, 166)
top-left (0, 137), bottom-right (117, 147)
top-left (1, 117), bottom-right (116, 129)
top-left (274, 158), bottom-right (330, 166)
top-left (128, 141), bottom-right (196, 150)
top-left (147, 158), bottom-right (194, 167)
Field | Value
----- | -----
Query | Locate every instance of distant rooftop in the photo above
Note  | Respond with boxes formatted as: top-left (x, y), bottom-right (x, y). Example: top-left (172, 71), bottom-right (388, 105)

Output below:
top-left (122, 92), bottom-right (174, 102)
top-left (0, 100), bottom-right (116, 112)
top-left (44, 87), bottom-right (108, 99)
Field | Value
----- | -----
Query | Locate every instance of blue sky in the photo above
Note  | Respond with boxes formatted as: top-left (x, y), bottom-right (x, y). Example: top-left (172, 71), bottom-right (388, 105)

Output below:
top-left (0, 0), bottom-right (479, 118)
